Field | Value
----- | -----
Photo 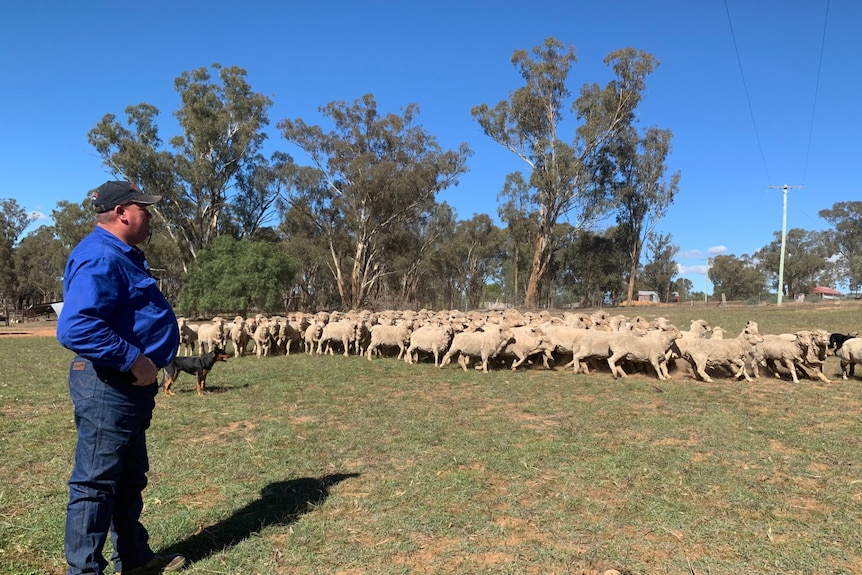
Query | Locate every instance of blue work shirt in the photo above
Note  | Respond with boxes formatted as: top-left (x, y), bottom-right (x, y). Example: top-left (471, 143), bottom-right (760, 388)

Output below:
top-left (57, 226), bottom-right (180, 372)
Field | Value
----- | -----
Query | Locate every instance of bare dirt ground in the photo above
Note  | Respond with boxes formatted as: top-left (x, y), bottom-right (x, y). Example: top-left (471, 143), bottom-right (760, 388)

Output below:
top-left (0, 320), bottom-right (57, 338)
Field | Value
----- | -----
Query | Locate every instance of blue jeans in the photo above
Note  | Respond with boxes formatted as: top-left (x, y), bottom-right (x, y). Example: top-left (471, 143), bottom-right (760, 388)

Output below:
top-left (64, 357), bottom-right (158, 575)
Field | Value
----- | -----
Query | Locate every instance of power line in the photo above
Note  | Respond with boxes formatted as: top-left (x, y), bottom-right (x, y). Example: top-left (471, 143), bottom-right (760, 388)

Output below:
top-left (802, 0), bottom-right (831, 183)
top-left (723, 0), bottom-right (771, 183)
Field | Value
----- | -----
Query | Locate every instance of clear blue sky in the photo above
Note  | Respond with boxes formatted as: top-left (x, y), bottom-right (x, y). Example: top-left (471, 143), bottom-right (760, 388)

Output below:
top-left (2, 0), bottom-right (858, 291)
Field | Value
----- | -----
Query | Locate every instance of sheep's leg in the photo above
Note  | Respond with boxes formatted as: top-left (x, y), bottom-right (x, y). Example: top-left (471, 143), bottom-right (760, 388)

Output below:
top-left (607, 352), bottom-right (627, 379)
top-left (785, 360), bottom-right (800, 383)
top-left (511, 354), bottom-right (526, 370)
top-left (693, 358), bottom-right (713, 383)
top-left (651, 358), bottom-right (667, 381)
top-left (439, 350), bottom-right (453, 368)
top-left (732, 360), bottom-right (753, 382)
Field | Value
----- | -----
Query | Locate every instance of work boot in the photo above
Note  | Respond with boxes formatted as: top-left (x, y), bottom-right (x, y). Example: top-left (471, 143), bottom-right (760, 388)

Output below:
top-left (119, 553), bottom-right (186, 575)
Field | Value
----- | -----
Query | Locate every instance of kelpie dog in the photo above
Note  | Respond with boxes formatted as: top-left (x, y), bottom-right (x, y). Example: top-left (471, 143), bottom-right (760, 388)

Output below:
top-left (163, 346), bottom-right (229, 396)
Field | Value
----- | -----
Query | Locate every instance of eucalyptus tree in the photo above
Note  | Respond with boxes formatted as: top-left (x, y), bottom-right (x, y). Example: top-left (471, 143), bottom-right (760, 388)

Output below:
top-left (176, 236), bottom-right (299, 317)
top-left (280, 199), bottom-right (339, 311)
top-left (819, 201), bottom-right (862, 291)
top-left (52, 200), bottom-right (95, 253)
top-left (604, 127), bottom-right (680, 303)
top-left (497, 172), bottom-right (538, 306)
top-left (88, 64), bottom-right (273, 268)
top-left (755, 228), bottom-right (830, 296)
top-left (639, 232), bottom-right (679, 302)
top-left (447, 214), bottom-right (505, 310)
top-left (13, 226), bottom-right (65, 304)
top-left (708, 254), bottom-right (766, 301)
top-left (0, 199), bottom-right (36, 322)
top-left (389, 202), bottom-right (457, 308)
top-left (278, 94), bottom-right (471, 310)
top-left (557, 227), bottom-right (627, 308)
top-left (472, 37), bottom-right (658, 308)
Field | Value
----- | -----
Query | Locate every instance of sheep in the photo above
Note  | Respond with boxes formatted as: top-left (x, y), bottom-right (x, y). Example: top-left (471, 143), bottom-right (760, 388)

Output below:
top-left (607, 325), bottom-right (683, 381)
top-left (252, 321), bottom-right (272, 358)
top-left (497, 326), bottom-right (554, 370)
top-left (304, 322), bottom-right (324, 354)
top-left (366, 320), bottom-right (414, 361)
top-left (753, 333), bottom-right (810, 383)
top-left (230, 316), bottom-right (251, 358)
top-left (276, 320), bottom-right (303, 355)
top-left (439, 324), bottom-right (514, 373)
top-left (535, 322), bottom-right (590, 368)
top-left (829, 332), bottom-right (858, 355)
top-left (569, 330), bottom-right (620, 375)
top-left (405, 324), bottom-right (454, 367)
top-left (177, 317), bottom-right (198, 356)
top-left (799, 328), bottom-right (833, 383)
top-left (709, 326), bottom-right (727, 339)
top-left (666, 318), bottom-right (713, 375)
top-left (836, 337), bottom-right (862, 379)
top-left (197, 317), bottom-right (226, 355)
top-left (317, 319), bottom-right (358, 357)
top-left (682, 321), bottom-right (764, 383)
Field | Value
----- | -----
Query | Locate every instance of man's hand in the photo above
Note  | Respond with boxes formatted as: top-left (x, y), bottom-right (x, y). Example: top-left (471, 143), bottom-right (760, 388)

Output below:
top-left (130, 354), bottom-right (159, 386)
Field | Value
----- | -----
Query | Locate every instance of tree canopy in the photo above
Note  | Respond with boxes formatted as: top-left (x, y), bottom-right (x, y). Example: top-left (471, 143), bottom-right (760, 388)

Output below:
top-left (176, 236), bottom-right (299, 317)
top-left (472, 38), bottom-right (660, 308)
top-left (278, 94), bottom-right (471, 310)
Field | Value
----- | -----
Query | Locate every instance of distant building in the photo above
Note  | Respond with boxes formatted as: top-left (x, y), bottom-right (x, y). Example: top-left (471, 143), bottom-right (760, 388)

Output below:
top-left (812, 286), bottom-right (842, 300)
top-left (637, 291), bottom-right (660, 303)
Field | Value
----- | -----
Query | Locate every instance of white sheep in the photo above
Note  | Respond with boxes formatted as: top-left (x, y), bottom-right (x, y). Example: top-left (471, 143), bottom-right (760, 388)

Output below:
top-left (317, 319), bottom-right (358, 357)
top-left (304, 322), bottom-right (324, 354)
top-left (405, 324), bottom-right (454, 367)
top-left (836, 337), bottom-right (862, 380)
top-left (366, 320), bottom-right (414, 361)
top-left (497, 326), bottom-right (554, 370)
top-left (607, 325), bottom-right (682, 380)
top-left (230, 316), bottom-right (251, 358)
top-left (535, 322), bottom-right (590, 367)
top-left (569, 330), bottom-right (621, 375)
top-left (682, 321), bottom-right (763, 383)
top-left (752, 333), bottom-right (809, 383)
top-left (439, 324), bottom-right (514, 373)
top-left (197, 317), bottom-right (226, 355)
top-left (252, 321), bottom-right (272, 358)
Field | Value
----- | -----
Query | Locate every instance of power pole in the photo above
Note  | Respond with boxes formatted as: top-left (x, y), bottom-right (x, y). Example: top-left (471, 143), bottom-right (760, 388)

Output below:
top-left (768, 184), bottom-right (803, 305)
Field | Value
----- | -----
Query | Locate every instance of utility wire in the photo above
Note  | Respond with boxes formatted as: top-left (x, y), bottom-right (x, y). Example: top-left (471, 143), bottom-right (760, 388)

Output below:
top-left (723, 0), bottom-right (771, 183)
top-left (802, 0), bottom-right (830, 184)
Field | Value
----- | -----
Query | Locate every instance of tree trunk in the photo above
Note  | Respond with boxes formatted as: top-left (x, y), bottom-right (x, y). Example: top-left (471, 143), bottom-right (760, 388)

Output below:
top-left (523, 231), bottom-right (549, 309)
top-left (626, 259), bottom-right (637, 305)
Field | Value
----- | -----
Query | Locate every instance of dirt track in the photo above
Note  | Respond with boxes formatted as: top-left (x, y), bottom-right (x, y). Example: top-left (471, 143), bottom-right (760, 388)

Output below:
top-left (0, 323), bottom-right (57, 338)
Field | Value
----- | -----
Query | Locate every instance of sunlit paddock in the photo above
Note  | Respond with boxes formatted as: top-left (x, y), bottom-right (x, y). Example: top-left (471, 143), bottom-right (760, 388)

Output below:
top-left (2, 301), bottom-right (862, 575)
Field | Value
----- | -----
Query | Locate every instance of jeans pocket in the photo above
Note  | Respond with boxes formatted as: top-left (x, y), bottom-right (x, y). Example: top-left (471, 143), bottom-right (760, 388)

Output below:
top-left (69, 358), bottom-right (98, 401)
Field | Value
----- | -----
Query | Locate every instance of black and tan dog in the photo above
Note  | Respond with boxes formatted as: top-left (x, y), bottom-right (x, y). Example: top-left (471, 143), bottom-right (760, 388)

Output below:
top-left (163, 346), bottom-right (229, 396)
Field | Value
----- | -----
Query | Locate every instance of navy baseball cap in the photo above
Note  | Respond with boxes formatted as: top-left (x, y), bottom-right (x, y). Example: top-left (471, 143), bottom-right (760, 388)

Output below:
top-left (91, 181), bottom-right (162, 213)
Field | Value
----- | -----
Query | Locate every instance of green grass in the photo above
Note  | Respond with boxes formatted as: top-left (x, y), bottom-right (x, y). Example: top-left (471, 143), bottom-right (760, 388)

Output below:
top-left (2, 302), bottom-right (862, 574)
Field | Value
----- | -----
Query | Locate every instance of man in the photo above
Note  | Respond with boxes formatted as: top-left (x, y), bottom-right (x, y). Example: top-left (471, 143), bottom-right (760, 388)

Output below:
top-left (57, 181), bottom-right (184, 575)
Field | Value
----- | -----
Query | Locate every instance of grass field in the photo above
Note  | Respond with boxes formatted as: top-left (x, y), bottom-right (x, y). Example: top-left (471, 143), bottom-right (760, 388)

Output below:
top-left (2, 302), bottom-right (862, 574)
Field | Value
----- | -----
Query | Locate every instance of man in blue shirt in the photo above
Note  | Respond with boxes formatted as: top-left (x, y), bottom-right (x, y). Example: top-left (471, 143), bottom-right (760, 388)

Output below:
top-left (57, 181), bottom-right (183, 575)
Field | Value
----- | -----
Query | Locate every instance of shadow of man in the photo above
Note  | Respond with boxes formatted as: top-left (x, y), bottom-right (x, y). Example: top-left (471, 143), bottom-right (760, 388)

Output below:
top-left (164, 472), bottom-right (360, 564)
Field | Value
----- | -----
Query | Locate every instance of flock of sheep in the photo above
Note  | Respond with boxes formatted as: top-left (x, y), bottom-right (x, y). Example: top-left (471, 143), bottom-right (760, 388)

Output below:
top-left (175, 308), bottom-right (862, 383)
